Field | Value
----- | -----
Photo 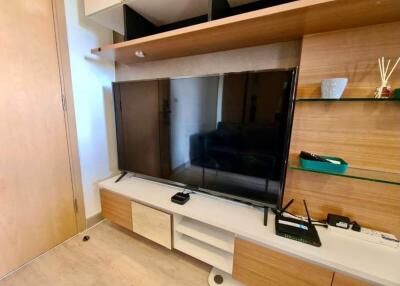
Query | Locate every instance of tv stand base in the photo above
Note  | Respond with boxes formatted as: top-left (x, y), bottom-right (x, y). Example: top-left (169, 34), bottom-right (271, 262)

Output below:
top-left (264, 207), bottom-right (269, 226)
top-left (115, 171), bottom-right (128, 183)
top-left (208, 267), bottom-right (244, 286)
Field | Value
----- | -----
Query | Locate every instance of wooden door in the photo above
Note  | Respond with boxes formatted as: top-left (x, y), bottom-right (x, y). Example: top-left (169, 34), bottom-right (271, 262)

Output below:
top-left (0, 0), bottom-right (77, 277)
top-left (158, 80), bottom-right (172, 178)
top-left (221, 74), bottom-right (247, 123)
top-left (117, 80), bottom-right (161, 177)
top-left (84, 0), bottom-right (121, 16)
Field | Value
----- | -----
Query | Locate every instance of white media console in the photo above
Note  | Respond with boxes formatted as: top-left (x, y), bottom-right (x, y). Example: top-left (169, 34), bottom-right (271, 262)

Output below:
top-left (99, 174), bottom-right (400, 286)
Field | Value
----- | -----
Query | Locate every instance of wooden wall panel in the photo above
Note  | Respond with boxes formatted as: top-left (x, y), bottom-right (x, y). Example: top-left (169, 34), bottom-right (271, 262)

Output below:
top-left (284, 170), bottom-right (400, 238)
top-left (285, 22), bottom-right (400, 238)
top-left (297, 21), bottom-right (400, 98)
top-left (100, 189), bottom-right (133, 231)
top-left (289, 102), bottom-right (400, 173)
top-left (233, 238), bottom-right (334, 286)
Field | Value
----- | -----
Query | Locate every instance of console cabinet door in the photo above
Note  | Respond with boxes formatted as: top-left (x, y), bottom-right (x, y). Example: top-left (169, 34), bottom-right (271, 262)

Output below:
top-left (233, 238), bottom-right (334, 286)
top-left (100, 189), bottom-right (133, 231)
top-left (332, 273), bottom-right (373, 286)
top-left (131, 201), bottom-right (172, 249)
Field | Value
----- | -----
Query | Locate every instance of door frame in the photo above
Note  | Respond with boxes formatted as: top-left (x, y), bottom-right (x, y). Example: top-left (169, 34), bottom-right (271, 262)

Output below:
top-left (52, 0), bottom-right (86, 232)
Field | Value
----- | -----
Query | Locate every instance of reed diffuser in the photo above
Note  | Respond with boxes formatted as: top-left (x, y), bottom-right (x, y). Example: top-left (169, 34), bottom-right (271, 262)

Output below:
top-left (376, 56), bottom-right (400, 98)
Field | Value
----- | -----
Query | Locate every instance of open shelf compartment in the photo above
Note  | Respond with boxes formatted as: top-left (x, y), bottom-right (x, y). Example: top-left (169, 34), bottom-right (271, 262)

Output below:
top-left (289, 161), bottom-right (400, 186)
top-left (175, 217), bottom-right (235, 253)
top-left (174, 233), bottom-right (233, 274)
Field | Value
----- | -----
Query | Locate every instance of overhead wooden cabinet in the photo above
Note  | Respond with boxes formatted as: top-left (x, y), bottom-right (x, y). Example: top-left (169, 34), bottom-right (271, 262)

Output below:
top-left (233, 238), bottom-right (334, 286)
top-left (84, 0), bottom-right (209, 35)
top-left (84, 0), bottom-right (125, 34)
top-left (84, 0), bottom-right (122, 15)
top-left (0, 0), bottom-right (79, 278)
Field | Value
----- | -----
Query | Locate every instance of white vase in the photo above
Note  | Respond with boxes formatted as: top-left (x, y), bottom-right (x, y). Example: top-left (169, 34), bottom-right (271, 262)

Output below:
top-left (321, 78), bottom-right (348, 99)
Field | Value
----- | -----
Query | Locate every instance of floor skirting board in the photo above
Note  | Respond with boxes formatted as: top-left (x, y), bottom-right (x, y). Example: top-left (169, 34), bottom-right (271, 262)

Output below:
top-left (86, 212), bottom-right (104, 228)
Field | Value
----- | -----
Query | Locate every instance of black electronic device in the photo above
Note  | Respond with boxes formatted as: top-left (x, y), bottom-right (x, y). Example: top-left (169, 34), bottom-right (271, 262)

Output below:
top-left (351, 221), bottom-right (361, 232)
top-left (327, 213), bottom-right (351, 229)
top-left (300, 151), bottom-right (330, 163)
top-left (171, 192), bottom-right (190, 205)
top-left (113, 69), bottom-right (298, 211)
top-left (275, 199), bottom-right (322, 247)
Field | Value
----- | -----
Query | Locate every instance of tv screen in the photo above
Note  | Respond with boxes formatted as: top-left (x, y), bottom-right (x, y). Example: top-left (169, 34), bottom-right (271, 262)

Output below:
top-left (113, 69), bottom-right (296, 208)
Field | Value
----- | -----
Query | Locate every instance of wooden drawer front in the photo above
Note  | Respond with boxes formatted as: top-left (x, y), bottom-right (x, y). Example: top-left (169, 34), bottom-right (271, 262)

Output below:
top-left (233, 238), bottom-right (334, 286)
top-left (131, 201), bottom-right (172, 249)
top-left (332, 273), bottom-right (373, 286)
top-left (100, 189), bottom-right (132, 231)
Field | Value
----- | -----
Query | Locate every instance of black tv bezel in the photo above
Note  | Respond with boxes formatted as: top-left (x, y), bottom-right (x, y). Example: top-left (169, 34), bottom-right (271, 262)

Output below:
top-left (113, 67), bottom-right (298, 210)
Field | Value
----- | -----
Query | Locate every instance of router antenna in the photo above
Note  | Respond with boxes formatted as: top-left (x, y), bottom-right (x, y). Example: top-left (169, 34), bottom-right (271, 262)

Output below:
top-left (281, 199), bottom-right (294, 214)
top-left (303, 200), bottom-right (312, 224)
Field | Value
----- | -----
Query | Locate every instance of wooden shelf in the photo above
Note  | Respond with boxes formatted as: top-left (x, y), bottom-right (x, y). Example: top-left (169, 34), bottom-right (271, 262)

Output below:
top-left (92, 0), bottom-right (400, 64)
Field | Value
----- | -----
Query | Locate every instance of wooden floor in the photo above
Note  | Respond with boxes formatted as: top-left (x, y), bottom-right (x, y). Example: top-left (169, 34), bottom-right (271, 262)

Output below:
top-left (0, 221), bottom-right (211, 286)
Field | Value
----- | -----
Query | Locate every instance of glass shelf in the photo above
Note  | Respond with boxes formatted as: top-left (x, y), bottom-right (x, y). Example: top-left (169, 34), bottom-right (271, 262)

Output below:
top-left (296, 97), bottom-right (400, 102)
top-left (289, 161), bottom-right (400, 185)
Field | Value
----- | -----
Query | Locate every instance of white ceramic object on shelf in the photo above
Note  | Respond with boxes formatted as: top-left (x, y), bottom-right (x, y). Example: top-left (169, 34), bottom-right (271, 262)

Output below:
top-left (321, 78), bottom-right (348, 99)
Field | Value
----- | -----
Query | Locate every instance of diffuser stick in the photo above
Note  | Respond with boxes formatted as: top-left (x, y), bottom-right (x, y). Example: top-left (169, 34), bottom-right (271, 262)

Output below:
top-left (379, 59), bottom-right (384, 82)
top-left (384, 59), bottom-right (391, 79)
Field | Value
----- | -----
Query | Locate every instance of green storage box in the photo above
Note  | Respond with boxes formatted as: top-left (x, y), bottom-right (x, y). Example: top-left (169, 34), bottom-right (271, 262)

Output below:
top-left (300, 155), bottom-right (348, 174)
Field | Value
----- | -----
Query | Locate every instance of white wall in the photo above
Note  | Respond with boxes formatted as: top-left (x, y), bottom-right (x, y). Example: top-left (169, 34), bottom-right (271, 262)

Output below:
top-left (116, 40), bottom-right (301, 81)
top-left (64, 0), bottom-right (117, 219)
top-left (170, 77), bottom-right (219, 169)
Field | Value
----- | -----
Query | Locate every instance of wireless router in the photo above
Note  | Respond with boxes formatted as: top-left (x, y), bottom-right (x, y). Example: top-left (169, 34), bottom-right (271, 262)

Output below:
top-left (275, 199), bottom-right (322, 247)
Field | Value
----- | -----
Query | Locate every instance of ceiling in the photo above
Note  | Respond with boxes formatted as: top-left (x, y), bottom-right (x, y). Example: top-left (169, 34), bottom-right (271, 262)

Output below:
top-left (125, 0), bottom-right (261, 26)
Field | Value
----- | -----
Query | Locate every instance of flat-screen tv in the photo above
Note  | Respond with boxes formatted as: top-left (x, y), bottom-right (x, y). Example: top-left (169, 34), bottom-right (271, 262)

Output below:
top-left (113, 69), bottom-right (297, 208)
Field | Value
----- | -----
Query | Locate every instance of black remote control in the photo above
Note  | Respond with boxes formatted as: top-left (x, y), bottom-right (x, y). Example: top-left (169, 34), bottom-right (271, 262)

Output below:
top-left (300, 151), bottom-right (330, 163)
